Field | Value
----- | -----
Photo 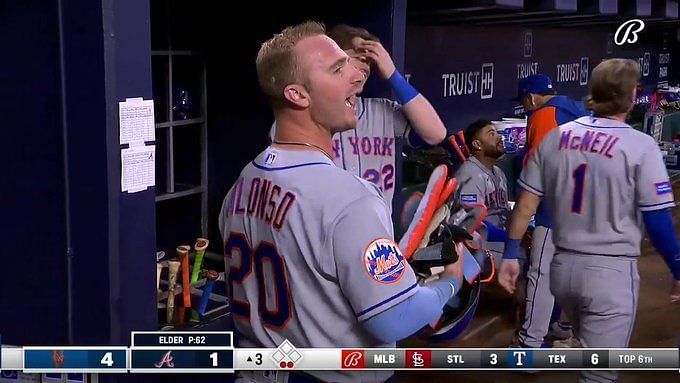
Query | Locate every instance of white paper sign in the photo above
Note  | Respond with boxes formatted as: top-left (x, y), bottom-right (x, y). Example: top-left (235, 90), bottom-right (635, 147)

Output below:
top-left (119, 98), bottom-right (155, 145)
top-left (121, 145), bottom-right (156, 193)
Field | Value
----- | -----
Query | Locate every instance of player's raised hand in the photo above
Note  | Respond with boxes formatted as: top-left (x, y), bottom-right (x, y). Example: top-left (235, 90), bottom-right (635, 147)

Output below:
top-left (353, 38), bottom-right (396, 80)
top-left (499, 259), bottom-right (520, 294)
top-left (671, 280), bottom-right (680, 303)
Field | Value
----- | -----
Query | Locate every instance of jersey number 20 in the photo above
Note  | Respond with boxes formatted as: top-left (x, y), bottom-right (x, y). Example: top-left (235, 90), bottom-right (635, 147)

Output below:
top-left (225, 232), bottom-right (292, 328)
top-left (571, 164), bottom-right (587, 214)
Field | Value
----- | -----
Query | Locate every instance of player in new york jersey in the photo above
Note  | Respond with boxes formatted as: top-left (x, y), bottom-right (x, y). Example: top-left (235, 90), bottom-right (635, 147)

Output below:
top-left (272, 24), bottom-right (447, 206)
top-left (221, 22), bottom-right (463, 383)
top-left (453, 119), bottom-right (509, 261)
top-left (500, 59), bottom-right (680, 383)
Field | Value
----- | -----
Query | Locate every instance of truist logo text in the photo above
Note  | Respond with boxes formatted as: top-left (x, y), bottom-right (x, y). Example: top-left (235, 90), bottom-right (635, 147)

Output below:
top-left (441, 63), bottom-right (495, 100)
top-left (555, 57), bottom-right (589, 85)
top-left (517, 62), bottom-right (539, 80)
top-left (614, 19), bottom-right (645, 46)
top-left (342, 350), bottom-right (365, 369)
top-left (154, 351), bottom-right (175, 368)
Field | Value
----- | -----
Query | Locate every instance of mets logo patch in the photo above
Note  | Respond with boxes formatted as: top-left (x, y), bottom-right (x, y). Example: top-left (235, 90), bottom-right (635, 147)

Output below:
top-left (363, 238), bottom-right (406, 284)
top-left (461, 194), bottom-right (478, 203)
top-left (655, 181), bottom-right (672, 195)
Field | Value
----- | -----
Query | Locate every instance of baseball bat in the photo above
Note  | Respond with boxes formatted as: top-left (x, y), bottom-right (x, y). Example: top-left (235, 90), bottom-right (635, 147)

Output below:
top-left (191, 238), bottom-right (209, 284)
top-left (198, 270), bottom-right (219, 316)
top-left (189, 308), bottom-right (200, 323)
top-left (457, 131), bottom-right (471, 158)
top-left (156, 263), bottom-right (162, 293)
top-left (448, 135), bottom-right (467, 163)
top-left (166, 260), bottom-right (180, 322)
top-left (177, 306), bottom-right (186, 325)
top-left (177, 245), bottom-right (192, 308)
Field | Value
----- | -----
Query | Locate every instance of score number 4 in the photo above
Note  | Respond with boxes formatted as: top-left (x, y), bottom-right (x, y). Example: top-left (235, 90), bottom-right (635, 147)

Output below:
top-left (101, 352), bottom-right (114, 367)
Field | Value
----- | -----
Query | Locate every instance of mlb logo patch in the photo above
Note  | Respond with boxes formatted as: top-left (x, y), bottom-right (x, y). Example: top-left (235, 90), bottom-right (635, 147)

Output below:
top-left (655, 181), bottom-right (672, 195)
top-left (264, 152), bottom-right (277, 165)
top-left (363, 238), bottom-right (406, 284)
top-left (461, 194), bottom-right (478, 203)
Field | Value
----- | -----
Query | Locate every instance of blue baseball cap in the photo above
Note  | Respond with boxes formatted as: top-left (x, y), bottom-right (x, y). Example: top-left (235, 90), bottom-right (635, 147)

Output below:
top-left (516, 74), bottom-right (554, 100)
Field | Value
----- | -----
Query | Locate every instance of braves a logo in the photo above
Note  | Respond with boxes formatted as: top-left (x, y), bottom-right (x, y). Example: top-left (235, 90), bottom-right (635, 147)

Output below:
top-left (363, 238), bottom-right (406, 284)
top-left (154, 350), bottom-right (175, 368)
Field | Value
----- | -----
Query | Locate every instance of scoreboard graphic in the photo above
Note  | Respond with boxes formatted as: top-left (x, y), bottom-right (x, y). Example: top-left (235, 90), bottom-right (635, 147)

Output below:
top-left (1, 332), bottom-right (680, 373)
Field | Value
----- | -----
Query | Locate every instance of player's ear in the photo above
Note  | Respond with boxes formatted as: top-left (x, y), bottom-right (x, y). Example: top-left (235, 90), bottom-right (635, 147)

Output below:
top-left (283, 84), bottom-right (310, 108)
top-left (529, 94), bottom-right (537, 107)
top-left (472, 138), bottom-right (481, 151)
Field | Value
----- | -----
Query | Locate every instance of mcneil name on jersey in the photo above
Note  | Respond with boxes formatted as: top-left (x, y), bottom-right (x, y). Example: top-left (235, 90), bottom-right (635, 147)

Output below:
top-left (558, 129), bottom-right (620, 158)
top-left (226, 177), bottom-right (296, 230)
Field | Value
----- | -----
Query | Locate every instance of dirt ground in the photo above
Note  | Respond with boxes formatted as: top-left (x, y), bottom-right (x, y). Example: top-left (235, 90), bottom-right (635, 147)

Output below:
top-left (397, 183), bottom-right (680, 383)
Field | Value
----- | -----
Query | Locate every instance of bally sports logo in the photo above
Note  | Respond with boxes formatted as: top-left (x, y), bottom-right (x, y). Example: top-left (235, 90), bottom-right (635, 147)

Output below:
top-left (363, 238), bottom-right (406, 284)
top-left (342, 350), bottom-right (365, 369)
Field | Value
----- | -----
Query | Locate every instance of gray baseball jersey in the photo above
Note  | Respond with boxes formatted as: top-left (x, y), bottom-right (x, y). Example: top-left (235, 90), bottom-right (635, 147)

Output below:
top-left (219, 146), bottom-right (418, 383)
top-left (453, 156), bottom-right (510, 229)
top-left (270, 96), bottom-right (410, 204)
top-left (520, 116), bottom-right (675, 256)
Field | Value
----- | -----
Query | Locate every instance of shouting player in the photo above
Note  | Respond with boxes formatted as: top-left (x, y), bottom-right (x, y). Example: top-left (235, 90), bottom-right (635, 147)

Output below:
top-left (221, 21), bottom-right (462, 383)
top-left (500, 59), bottom-right (680, 383)
top-left (272, 24), bottom-right (447, 207)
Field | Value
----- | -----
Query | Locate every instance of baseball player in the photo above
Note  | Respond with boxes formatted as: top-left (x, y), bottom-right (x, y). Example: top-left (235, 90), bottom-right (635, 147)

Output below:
top-left (500, 59), bottom-right (680, 383)
top-left (222, 21), bottom-right (463, 383)
top-left (503, 74), bottom-right (589, 348)
top-left (453, 119), bottom-right (510, 260)
top-left (271, 24), bottom-right (447, 207)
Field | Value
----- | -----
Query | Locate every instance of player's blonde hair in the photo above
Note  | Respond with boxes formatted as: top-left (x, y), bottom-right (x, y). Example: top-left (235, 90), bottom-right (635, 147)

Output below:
top-left (586, 59), bottom-right (640, 117)
top-left (256, 21), bottom-right (326, 108)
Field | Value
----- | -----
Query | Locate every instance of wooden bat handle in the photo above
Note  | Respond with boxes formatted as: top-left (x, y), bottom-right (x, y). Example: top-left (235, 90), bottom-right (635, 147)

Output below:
top-left (166, 260), bottom-right (180, 309)
top-left (177, 245), bottom-right (191, 308)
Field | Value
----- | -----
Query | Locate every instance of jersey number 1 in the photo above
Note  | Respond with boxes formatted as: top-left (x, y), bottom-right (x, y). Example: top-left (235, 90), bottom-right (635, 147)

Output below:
top-left (571, 163), bottom-right (587, 214)
top-left (225, 232), bottom-right (292, 328)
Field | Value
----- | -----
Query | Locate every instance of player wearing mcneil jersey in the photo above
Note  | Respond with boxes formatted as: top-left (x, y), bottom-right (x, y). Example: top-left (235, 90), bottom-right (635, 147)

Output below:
top-left (221, 22), bottom-right (463, 383)
top-left (500, 59), bottom-right (680, 383)
top-left (272, 24), bottom-right (447, 206)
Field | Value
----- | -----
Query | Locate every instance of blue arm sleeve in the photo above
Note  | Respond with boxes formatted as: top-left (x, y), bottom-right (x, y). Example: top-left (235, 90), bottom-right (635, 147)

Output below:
top-left (361, 276), bottom-right (459, 344)
top-left (643, 209), bottom-right (680, 280)
top-left (503, 238), bottom-right (521, 260)
top-left (388, 70), bottom-right (419, 105)
top-left (483, 220), bottom-right (508, 242)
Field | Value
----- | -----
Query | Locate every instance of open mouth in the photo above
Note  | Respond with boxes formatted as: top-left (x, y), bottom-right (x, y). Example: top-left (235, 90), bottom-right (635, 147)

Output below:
top-left (345, 95), bottom-right (356, 110)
